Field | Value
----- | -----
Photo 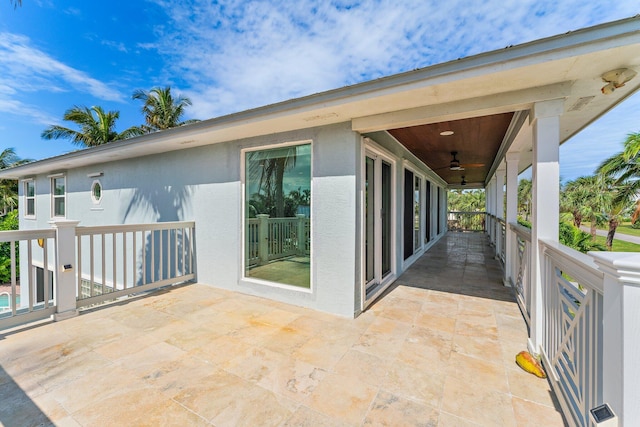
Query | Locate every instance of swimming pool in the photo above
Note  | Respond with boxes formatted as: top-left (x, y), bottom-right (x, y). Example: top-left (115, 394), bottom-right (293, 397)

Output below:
top-left (0, 293), bottom-right (20, 309)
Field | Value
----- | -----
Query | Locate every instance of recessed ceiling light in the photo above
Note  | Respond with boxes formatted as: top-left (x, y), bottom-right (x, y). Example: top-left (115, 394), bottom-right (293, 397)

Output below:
top-left (440, 130), bottom-right (454, 136)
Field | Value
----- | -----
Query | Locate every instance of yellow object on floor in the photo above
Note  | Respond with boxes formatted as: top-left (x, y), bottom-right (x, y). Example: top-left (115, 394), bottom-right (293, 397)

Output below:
top-left (516, 351), bottom-right (547, 378)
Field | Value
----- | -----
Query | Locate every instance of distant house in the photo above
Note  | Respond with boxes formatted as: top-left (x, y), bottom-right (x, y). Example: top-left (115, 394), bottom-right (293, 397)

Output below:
top-left (2, 16), bottom-right (640, 319)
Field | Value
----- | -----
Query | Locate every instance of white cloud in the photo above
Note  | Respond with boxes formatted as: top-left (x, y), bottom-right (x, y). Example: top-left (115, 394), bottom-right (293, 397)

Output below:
top-left (0, 99), bottom-right (60, 126)
top-left (101, 39), bottom-right (129, 53)
top-left (148, 0), bottom-right (639, 120)
top-left (0, 32), bottom-right (125, 102)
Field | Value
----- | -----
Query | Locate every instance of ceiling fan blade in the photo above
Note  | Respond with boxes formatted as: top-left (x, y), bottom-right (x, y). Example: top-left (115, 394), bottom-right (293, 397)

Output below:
top-left (459, 163), bottom-right (484, 168)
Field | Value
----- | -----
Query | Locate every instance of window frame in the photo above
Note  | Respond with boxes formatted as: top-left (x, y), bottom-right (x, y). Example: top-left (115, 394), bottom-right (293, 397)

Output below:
top-left (90, 180), bottom-right (102, 204)
top-left (240, 140), bottom-right (313, 293)
top-left (50, 175), bottom-right (66, 218)
top-left (23, 179), bottom-right (36, 218)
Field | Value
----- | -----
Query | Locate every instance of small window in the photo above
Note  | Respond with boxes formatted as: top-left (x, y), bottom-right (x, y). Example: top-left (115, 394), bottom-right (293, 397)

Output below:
top-left (24, 180), bottom-right (35, 217)
top-left (91, 180), bottom-right (102, 204)
top-left (51, 176), bottom-right (66, 217)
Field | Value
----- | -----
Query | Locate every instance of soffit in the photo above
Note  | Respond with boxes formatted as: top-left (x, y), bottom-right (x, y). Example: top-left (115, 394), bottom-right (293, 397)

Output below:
top-left (388, 113), bottom-right (515, 187)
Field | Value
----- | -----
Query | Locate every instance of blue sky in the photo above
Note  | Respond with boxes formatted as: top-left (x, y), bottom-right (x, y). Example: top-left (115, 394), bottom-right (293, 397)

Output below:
top-left (1, 0), bottom-right (639, 181)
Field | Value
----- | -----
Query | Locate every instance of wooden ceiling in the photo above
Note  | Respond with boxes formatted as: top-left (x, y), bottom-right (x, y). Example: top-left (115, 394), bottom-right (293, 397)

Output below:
top-left (388, 112), bottom-right (514, 187)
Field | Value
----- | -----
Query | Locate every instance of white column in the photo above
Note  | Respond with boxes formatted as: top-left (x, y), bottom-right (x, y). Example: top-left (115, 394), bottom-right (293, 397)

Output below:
top-left (489, 175), bottom-right (496, 247)
top-left (528, 99), bottom-right (563, 354)
top-left (505, 152), bottom-right (519, 286)
top-left (495, 166), bottom-right (505, 260)
top-left (50, 219), bottom-right (80, 321)
top-left (591, 252), bottom-right (640, 426)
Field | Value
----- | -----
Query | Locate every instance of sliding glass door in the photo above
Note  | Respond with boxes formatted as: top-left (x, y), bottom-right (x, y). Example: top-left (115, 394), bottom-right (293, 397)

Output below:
top-left (364, 151), bottom-right (393, 296)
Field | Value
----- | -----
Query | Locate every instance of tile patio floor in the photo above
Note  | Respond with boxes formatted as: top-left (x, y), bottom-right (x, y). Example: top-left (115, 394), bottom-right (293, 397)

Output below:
top-left (0, 232), bottom-right (565, 426)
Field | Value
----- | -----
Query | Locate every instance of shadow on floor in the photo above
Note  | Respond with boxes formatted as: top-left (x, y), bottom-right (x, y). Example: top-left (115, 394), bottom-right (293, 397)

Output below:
top-left (0, 365), bottom-right (53, 426)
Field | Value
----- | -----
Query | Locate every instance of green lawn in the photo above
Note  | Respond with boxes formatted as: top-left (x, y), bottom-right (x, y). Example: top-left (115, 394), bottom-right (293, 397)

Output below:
top-left (592, 235), bottom-right (640, 252)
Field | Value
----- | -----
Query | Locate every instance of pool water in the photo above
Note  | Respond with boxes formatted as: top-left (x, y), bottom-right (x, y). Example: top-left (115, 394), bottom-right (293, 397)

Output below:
top-left (0, 294), bottom-right (20, 309)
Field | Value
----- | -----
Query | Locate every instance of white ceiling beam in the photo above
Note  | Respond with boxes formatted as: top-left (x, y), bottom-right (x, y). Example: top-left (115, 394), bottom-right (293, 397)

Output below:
top-left (351, 82), bottom-right (573, 133)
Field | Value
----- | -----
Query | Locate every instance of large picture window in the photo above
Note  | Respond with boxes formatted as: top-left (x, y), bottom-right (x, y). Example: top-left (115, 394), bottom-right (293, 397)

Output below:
top-left (24, 180), bottom-right (35, 217)
top-left (51, 176), bottom-right (66, 217)
top-left (244, 143), bottom-right (311, 289)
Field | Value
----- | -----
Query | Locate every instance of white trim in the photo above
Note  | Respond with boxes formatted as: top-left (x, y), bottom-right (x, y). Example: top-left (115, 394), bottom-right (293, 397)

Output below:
top-left (90, 180), bottom-right (102, 205)
top-left (402, 162), bottom-right (426, 261)
top-left (240, 139), bottom-right (313, 293)
top-left (46, 172), bottom-right (64, 178)
top-left (22, 179), bottom-right (36, 219)
top-left (361, 138), bottom-right (397, 311)
top-left (87, 172), bottom-right (103, 178)
top-left (239, 277), bottom-right (314, 294)
top-left (50, 175), bottom-right (66, 218)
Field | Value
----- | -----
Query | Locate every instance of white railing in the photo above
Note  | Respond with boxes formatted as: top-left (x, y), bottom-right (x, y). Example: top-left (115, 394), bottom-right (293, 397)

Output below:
top-left (497, 218), bottom-right (506, 265)
top-left (447, 211), bottom-right (486, 232)
top-left (539, 240), bottom-right (604, 427)
top-left (511, 223), bottom-right (532, 326)
top-left (247, 215), bottom-right (310, 267)
top-left (0, 229), bottom-right (57, 329)
top-left (76, 221), bottom-right (196, 307)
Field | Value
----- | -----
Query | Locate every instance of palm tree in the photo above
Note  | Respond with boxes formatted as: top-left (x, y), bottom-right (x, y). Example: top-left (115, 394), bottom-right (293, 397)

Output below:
top-left (246, 146), bottom-right (300, 218)
top-left (42, 105), bottom-right (143, 147)
top-left (0, 148), bottom-right (32, 215)
top-left (561, 175), bottom-right (613, 239)
top-left (598, 132), bottom-right (640, 238)
top-left (517, 178), bottom-right (532, 221)
top-left (132, 87), bottom-right (199, 133)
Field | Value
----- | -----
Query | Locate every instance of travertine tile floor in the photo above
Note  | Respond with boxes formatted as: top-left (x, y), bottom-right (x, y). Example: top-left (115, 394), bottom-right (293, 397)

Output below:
top-left (0, 233), bottom-right (565, 426)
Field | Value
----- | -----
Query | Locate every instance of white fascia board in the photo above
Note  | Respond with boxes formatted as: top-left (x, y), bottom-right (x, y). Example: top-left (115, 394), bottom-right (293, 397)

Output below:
top-left (352, 82), bottom-right (572, 133)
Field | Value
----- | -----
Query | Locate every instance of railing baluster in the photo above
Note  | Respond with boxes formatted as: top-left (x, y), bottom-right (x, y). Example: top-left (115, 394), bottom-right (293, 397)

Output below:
top-left (27, 239), bottom-right (33, 312)
top-left (10, 240), bottom-right (16, 316)
top-left (90, 234), bottom-right (95, 297)
top-left (123, 231), bottom-right (127, 290)
top-left (77, 235), bottom-right (82, 298)
top-left (43, 239), bottom-right (49, 309)
top-left (101, 233), bottom-right (106, 295)
top-left (112, 232), bottom-right (117, 291)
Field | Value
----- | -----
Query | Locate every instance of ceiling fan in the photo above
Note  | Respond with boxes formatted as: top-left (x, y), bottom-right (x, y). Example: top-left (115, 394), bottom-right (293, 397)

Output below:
top-left (436, 151), bottom-right (484, 171)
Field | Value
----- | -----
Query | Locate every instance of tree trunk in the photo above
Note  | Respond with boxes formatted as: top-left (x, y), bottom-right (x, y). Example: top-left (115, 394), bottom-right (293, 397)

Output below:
top-left (606, 218), bottom-right (619, 251)
top-left (573, 211), bottom-right (582, 228)
top-left (590, 222), bottom-right (597, 242)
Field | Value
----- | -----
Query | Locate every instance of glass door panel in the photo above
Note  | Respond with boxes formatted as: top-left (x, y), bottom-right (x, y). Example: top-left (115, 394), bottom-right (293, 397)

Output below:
top-left (381, 161), bottom-right (391, 278)
top-left (364, 151), bottom-right (393, 297)
top-left (365, 156), bottom-right (375, 284)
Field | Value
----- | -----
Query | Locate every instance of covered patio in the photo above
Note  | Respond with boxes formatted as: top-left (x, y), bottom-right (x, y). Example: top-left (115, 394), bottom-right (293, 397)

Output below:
top-left (0, 232), bottom-right (564, 426)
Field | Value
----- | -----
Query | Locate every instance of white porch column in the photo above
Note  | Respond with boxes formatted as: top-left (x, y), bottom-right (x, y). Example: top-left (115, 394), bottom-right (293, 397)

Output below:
top-left (505, 152), bottom-right (519, 286)
top-left (50, 219), bottom-right (80, 321)
top-left (486, 176), bottom-right (496, 245)
top-left (529, 99), bottom-right (563, 353)
top-left (591, 252), bottom-right (640, 426)
top-left (495, 166), bottom-right (506, 260)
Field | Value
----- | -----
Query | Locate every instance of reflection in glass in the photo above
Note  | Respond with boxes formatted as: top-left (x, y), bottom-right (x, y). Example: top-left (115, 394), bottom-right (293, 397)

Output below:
top-left (245, 144), bottom-right (311, 288)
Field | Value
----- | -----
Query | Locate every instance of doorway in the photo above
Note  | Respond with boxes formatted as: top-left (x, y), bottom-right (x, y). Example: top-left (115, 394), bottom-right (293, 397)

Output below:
top-left (363, 147), bottom-right (395, 305)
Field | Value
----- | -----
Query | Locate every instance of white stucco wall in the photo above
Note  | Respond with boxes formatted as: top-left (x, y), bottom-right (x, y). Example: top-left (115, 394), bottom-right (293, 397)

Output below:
top-left (19, 122), bottom-right (361, 317)
top-left (17, 121), bottom-right (448, 318)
